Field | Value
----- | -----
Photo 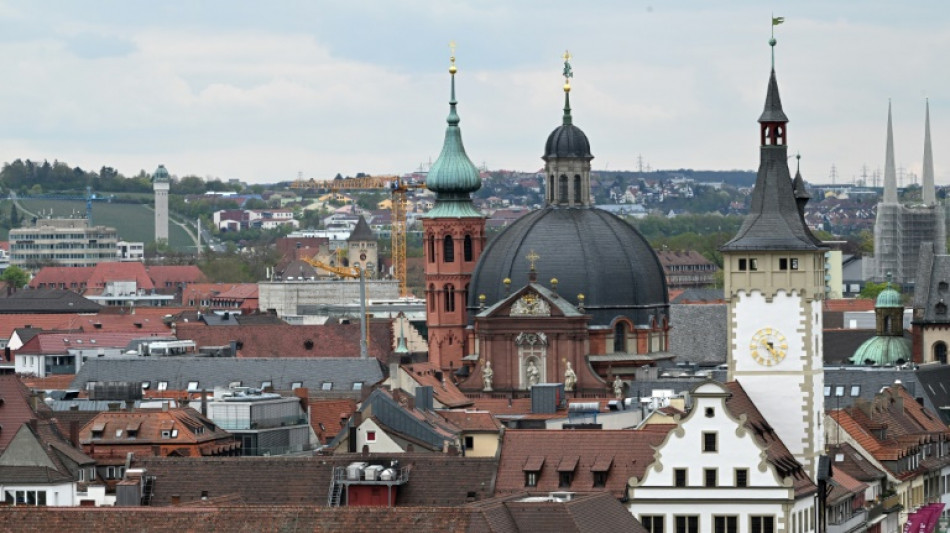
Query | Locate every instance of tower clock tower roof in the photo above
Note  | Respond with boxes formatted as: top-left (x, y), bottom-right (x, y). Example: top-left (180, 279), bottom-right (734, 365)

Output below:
top-left (152, 164), bottom-right (170, 183)
top-left (721, 60), bottom-right (826, 252)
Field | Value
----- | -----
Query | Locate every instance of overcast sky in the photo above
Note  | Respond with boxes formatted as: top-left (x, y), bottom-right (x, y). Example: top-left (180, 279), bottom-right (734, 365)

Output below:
top-left (0, 1), bottom-right (947, 185)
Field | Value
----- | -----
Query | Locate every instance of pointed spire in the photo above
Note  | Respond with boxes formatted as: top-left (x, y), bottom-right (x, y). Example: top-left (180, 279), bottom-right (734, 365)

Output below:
top-left (562, 50), bottom-right (574, 126)
top-left (758, 70), bottom-right (788, 123)
top-left (883, 101), bottom-right (898, 203)
top-left (922, 99), bottom-right (936, 205)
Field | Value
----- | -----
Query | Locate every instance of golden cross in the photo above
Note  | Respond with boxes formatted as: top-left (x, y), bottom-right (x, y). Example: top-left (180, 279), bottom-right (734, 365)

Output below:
top-left (449, 41), bottom-right (456, 63)
top-left (563, 50), bottom-right (571, 62)
top-left (526, 249), bottom-right (540, 271)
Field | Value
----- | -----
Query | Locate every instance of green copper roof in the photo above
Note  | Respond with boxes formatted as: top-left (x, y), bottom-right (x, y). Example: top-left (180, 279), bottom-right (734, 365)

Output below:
top-left (876, 284), bottom-right (902, 308)
top-left (425, 68), bottom-right (481, 209)
top-left (152, 164), bottom-right (170, 183)
top-left (395, 320), bottom-right (409, 355)
top-left (425, 201), bottom-right (483, 219)
top-left (850, 336), bottom-right (911, 366)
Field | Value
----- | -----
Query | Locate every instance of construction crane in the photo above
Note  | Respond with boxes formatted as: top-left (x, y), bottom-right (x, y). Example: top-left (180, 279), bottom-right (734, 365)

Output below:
top-left (291, 175), bottom-right (424, 297)
top-left (300, 257), bottom-right (368, 359)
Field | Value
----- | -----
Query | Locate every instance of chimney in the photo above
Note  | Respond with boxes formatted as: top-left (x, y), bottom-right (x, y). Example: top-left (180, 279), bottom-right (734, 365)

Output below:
top-left (294, 387), bottom-right (309, 411)
top-left (108, 402), bottom-right (121, 411)
top-left (415, 386), bottom-right (434, 412)
top-left (69, 421), bottom-right (80, 447)
top-left (200, 389), bottom-right (208, 417)
top-left (229, 340), bottom-right (238, 356)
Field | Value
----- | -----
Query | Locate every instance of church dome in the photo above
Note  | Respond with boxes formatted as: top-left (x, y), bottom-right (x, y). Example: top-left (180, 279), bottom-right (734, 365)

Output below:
top-left (876, 285), bottom-right (902, 308)
top-left (544, 123), bottom-right (592, 160)
top-left (468, 206), bottom-right (668, 326)
top-left (850, 336), bottom-right (911, 366)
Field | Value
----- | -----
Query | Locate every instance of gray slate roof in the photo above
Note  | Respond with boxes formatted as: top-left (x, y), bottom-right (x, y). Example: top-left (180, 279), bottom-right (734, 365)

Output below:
top-left (758, 69), bottom-right (789, 123)
top-left (348, 215), bottom-right (375, 242)
top-left (0, 289), bottom-right (101, 314)
top-left (824, 366), bottom-right (930, 412)
top-left (71, 357), bottom-right (383, 391)
top-left (668, 304), bottom-right (727, 365)
top-left (914, 364), bottom-right (950, 424)
top-left (913, 242), bottom-right (950, 324)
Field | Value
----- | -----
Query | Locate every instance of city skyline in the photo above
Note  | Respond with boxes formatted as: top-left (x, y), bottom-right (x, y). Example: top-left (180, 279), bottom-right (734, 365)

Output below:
top-left (0, 1), bottom-right (947, 184)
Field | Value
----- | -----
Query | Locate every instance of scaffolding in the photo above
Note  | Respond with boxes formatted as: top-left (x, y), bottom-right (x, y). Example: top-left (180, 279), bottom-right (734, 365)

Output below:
top-left (871, 202), bottom-right (946, 286)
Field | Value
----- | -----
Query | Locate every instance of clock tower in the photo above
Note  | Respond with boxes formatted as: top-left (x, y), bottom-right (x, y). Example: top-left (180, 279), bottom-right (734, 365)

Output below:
top-left (720, 39), bottom-right (828, 481)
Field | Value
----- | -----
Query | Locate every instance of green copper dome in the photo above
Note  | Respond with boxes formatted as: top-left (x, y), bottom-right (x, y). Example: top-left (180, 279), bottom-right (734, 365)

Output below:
top-left (850, 336), bottom-right (911, 366)
top-left (876, 285), bottom-right (902, 308)
top-left (152, 164), bottom-right (170, 183)
top-left (424, 66), bottom-right (482, 219)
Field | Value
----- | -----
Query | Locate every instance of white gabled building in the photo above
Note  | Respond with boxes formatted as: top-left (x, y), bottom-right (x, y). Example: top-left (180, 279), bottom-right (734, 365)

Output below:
top-left (628, 381), bottom-right (819, 533)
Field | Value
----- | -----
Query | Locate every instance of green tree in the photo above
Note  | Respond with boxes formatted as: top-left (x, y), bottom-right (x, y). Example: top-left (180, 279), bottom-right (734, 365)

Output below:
top-left (1, 265), bottom-right (30, 288)
top-left (859, 281), bottom-right (902, 300)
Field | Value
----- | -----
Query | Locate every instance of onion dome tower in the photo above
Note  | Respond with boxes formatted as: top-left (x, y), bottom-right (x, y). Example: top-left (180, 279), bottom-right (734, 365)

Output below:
top-left (851, 279), bottom-right (910, 365)
top-left (422, 45), bottom-right (487, 372)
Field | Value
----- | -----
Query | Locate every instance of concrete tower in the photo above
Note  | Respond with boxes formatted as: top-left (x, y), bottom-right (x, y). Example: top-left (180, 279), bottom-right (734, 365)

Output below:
top-left (421, 50), bottom-right (486, 372)
top-left (720, 40), bottom-right (827, 481)
top-left (153, 164), bottom-right (170, 243)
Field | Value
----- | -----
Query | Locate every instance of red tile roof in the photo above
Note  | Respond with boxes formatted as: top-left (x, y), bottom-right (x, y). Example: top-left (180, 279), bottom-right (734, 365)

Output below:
top-left (824, 299), bottom-right (876, 312)
top-left (86, 262), bottom-right (155, 290)
top-left (145, 265), bottom-right (207, 288)
top-left (495, 429), bottom-right (672, 498)
top-left (18, 374), bottom-right (78, 391)
top-left (17, 332), bottom-right (155, 354)
top-left (401, 362), bottom-right (473, 408)
top-left (174, 321), bottom-right (393, 360)
top-left (79, 407), bottom-right (238, 458)
top-left (29, 267), bottom-right (94, 289)
top-left (309, 398), bottom-right (357, 444)
top-left (0, 375), bottom-right (37, 452)
top-left (438, 410), bottom-right (503, 433)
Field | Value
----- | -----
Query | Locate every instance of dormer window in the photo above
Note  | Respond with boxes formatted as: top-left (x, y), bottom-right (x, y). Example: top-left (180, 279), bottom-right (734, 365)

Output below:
top-left (157, 381), bottom-right (168, 391)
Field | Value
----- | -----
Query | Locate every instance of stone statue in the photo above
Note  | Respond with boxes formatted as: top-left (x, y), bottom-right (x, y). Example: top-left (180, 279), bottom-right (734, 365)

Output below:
top-left (482, 361), bottom-right (494, 392)
top-left (612, 375), bottom-right (624, 399)
top-left (526, 360), bottom-right (540, 388)
top-left (563, 362), bottom-right (577, 392)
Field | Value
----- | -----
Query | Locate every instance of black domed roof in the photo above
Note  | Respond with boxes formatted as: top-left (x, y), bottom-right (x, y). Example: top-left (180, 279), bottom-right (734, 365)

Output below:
top-left (544, 124), bottom-right (593, 160)
top-left (468, 206), bottom-right (668, 326)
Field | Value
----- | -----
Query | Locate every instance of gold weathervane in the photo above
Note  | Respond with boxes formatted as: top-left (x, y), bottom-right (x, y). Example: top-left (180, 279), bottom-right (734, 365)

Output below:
top-left (449, 41), bottom-right (457, 74)
top-left (526, 249), bottom-right (540, 271)
top-left (562, 50), bottom-right (573, 91)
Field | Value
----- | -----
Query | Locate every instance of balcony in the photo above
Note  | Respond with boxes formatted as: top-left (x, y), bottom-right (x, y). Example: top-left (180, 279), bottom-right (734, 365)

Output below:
top-left (827, 508), bottom-right (868, 533)
top-left (867, 494), bottom-right (903, 524)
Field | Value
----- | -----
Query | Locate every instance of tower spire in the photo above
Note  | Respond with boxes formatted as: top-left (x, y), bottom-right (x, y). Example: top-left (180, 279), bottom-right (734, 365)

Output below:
top-left (923, 98), bottom-right (936, 205)
top-left (424, 42), bottom-right (482, 218)
top-left (562, 50), bottom-right (574, 126)
top-left (883, 100), bottom-right (898, 203)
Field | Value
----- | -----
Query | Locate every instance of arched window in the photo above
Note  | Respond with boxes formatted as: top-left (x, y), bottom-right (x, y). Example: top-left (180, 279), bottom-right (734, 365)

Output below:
top-left (548, 175), bottom-right (554, 202)
top-left (443, 235), bottom-right (455, 263)
top-left (464, 235), bottom-right (473, 262)
top-left (935, 342), bottom-right (948, 364)
top-left (883, 316), bottom-right (892, 332)
top-left (428, 235), bottom-right (435, 263)
top-left (573, 175), bottom-right (582, 205)
top-left (559, 175), bottom-right (569, 203)
top-left (614, 322), bottom-right (627, 353)
top-left (444, 284), bottom-right (456, 312)
top-left (428, 284), bottom-right (435, 312)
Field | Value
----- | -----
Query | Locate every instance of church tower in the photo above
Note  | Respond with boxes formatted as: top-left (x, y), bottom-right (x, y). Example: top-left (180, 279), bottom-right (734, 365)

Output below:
top-left (152, 164), bottom-right (170, 243)
top-left (543, 54), bottom-right (593, 207)
top-left (422, 49), bottom-right (486, 372)
top-left (347, 215), bottom-right (378, 279)
top-left (720, 38), bottom-right (827, 481)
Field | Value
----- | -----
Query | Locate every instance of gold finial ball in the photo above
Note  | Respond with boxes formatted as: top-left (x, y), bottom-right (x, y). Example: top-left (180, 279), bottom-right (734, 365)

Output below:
top-left (503, 278), bottom-right (511, 286)
top-left (550, 278), bottom-right (558, 286)
top-left (563, 83), bottom-right (571, 93)
top-left (577, 293), bottom-right (585, 301)
top-left (449, 64), bottom-right (457, 74)
top-left (479, 294), bottom-right (486, 302)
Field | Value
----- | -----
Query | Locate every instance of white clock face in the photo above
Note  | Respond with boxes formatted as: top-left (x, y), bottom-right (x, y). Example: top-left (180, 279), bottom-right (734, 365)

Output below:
top-left (750, 328), bottom-right (787, 366)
